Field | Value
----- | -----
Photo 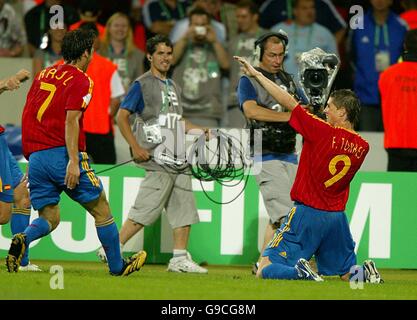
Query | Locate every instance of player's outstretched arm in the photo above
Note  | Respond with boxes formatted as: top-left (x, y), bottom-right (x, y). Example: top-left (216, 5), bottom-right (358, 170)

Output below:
top-left (234, 56), bottom-right (298, 112)
top-left (0, 69), bottom-right (30, 95)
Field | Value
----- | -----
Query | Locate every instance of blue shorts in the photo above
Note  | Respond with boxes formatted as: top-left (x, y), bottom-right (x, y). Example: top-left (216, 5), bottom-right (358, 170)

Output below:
top-left (263, 203), bottom-right (356, 276)
top-left (0, 134), bottom-right (13, 203)
top-left (28, 147), bottom-right (103, 211)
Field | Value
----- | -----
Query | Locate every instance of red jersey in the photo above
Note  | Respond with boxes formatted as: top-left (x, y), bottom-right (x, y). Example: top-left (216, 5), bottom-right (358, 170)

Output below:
top-left (22, 64), bottom-right (94, 159)
top-left (0, 125), bottom-right (4, 134)
top-left (289, 105), bottom-right (369, 211)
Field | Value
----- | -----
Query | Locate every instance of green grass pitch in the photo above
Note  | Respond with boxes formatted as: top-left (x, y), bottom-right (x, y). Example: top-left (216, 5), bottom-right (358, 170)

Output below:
top-left (1, 260), bottom-right (416, 300)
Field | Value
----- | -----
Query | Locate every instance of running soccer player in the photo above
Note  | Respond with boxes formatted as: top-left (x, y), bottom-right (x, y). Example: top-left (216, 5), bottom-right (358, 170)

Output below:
top-left (5, 29), bottom-right (146, 276)
top-left (234, 56), bottom-right (383, 283)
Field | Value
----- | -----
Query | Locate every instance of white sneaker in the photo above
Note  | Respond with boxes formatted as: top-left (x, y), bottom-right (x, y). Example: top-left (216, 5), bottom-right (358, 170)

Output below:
top-left (167, 256), bottom-right (208, 274)
top-left (19, 263), bottom-right (42, 272)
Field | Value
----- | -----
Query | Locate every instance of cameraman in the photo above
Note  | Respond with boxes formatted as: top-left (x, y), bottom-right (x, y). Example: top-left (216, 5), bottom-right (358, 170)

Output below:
top-left (237, 32), bottom-right (299, 274)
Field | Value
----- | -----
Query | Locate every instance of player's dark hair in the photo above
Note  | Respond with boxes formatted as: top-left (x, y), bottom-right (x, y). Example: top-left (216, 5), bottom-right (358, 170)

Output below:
top-left (329, 89), bottom-right (361, 127)
top-left (404, 29), bottom-right (417, 53)
top-left (78, 21), bottom-right (99, 38)
top-left (146, 34), bottom-right (173, 55)
top-left (61, 29), bottom-right (95, 63)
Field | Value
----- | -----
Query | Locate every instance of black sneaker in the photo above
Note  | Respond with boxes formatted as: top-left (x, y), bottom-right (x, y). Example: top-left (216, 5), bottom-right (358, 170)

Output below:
top-left (111, 250), bottom-right (147, 276)
top-left (363, 260), bottom-right (384, 284)
top-left (6, 233), bottom-right (27, 273)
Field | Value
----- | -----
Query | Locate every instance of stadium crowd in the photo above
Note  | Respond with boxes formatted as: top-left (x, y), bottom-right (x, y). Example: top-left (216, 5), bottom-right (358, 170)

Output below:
top-left (1, 0), bottom-right (416, 167)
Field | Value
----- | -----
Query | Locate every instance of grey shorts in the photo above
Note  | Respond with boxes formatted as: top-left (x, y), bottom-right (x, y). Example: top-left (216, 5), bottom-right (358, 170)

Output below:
top-left (128, 171), bottom-right (199, 229)
top-left (255, 160), bottom-right (297, 224)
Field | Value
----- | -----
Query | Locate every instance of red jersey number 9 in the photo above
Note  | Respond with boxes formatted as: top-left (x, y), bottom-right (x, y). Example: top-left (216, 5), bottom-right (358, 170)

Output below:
top-left (324, 154), bottom-right (351, 188)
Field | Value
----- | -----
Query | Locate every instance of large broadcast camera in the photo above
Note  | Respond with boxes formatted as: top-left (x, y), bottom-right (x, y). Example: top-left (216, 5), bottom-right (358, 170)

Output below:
top-left (298, 48), bottom-right (340, 115)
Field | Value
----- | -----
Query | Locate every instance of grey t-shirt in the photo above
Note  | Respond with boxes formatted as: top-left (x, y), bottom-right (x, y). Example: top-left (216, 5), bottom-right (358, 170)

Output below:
top-left (227, 28), bottom-right (267, 107)
top-left (172, 42), bottom-right (223, 120)
top-left (131, 71), bottom-right (186, 171)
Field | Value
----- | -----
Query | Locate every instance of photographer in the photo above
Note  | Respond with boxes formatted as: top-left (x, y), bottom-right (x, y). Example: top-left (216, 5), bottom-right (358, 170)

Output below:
top-left (172, 7), bottom-right (230, 127)
top-left (237, 31), bottom-right (298, 274)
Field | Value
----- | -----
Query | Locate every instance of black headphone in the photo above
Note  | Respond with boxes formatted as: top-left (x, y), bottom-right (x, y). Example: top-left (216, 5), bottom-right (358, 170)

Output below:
top-left (254, 30), bottom-right (289, 61)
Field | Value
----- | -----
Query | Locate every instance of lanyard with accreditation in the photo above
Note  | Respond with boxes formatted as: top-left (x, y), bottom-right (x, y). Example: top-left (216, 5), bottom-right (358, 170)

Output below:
top-left (374, 23), bottom-right (391, 72)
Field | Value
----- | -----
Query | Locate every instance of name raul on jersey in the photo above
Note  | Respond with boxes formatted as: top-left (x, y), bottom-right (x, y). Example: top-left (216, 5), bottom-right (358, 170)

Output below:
top-left (331, 136), bottom-right (366, 159)
top-left (37, 68), bottom-right (74, 86)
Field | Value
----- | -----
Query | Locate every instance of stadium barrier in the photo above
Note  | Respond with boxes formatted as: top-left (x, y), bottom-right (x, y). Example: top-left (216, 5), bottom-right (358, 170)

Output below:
top-left (0, 164), bottom-right (416, 269)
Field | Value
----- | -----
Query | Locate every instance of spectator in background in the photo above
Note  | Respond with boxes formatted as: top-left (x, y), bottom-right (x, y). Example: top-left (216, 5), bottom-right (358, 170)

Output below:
top-left (170, 0), bottom-right (227, 44)
top-left (226, 0), bottom-right (267, 128)
top-left (259, 0), bottom-right (346, 45)
top-left (218, 0), bottom-right (239, 40)
top-left (0, 0), bottom-right (27, 57)
top-left (100, 12), bottom-right (145, 92)
top-left (24, 0), bottom-right (78, 57)
top-left (379, 30), bottom-right (417, 171)
top-left (69, 0), bottom-right (106, 40)
top-left (22, 0), bottom-right (43, 15)
top-left (272, 0), bottom-right (337, 88)
top-left (172, 7), bottom-right (229, 127)
top-left (401, 0), bottom-right (417, 29)
top-left (350, 0), bottom-right (407, 132)
top-left (130, 0), bottom-right (147, 52)
top-left (33, 25), bottom-right (66, 74)
top-left (143, 0), bottom-right (191, 37)
top-left (79, 22), bottom-right (125, 164)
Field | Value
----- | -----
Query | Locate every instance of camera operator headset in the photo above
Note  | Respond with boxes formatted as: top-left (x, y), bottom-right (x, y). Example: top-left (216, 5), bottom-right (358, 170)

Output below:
top-left (236, 30), bottom-right (300, 273)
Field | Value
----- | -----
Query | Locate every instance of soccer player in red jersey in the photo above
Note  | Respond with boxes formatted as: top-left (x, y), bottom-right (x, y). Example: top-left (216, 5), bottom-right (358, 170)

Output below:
top-left (234, 56), bottom-right (383, 284)
top-left (6, 29), bottom-right (146, 276)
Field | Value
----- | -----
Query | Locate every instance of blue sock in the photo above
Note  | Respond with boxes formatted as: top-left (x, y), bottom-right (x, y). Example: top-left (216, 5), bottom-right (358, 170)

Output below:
top-left (24, 217), bottom-right (51, 245)
top-left (11, 206), bottom-right (31, 266)
top-left (261, 263), bottom-right (299, 280)
top-left (96, 217), bottom-right (123, 274)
